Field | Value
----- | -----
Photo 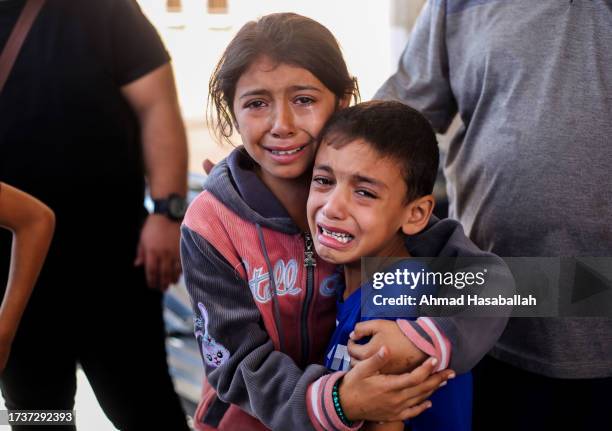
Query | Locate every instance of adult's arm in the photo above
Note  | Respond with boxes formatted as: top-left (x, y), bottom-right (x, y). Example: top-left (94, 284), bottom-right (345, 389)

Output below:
top-left (122, 62), bottom-right (188, 291)
top-left (374, 0), bottom-right (458, 133)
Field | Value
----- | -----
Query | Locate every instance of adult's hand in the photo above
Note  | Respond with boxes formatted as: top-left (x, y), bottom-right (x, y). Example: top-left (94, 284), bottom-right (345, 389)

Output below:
top-left (348, 320), bottom-right (427, 374)
top-left (134, 214), bottom-right (181, 291)
top-left (340, 347), bottom-right (455, 422)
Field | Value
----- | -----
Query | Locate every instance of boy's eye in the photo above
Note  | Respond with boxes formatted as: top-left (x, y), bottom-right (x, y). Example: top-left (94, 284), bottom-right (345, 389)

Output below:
top-left (294, 96), bottom-right (315, 105)
top-left (356, 189), bottom-right (376, 199)
top-left (244, 100), bottom-right (267, 109)
top-left (313, 176), bottom-right (332, 186)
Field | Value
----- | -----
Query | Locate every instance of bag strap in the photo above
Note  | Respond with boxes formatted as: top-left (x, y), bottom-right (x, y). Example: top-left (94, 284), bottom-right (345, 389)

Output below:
top-left (0, 0), bottom-right (46, 94)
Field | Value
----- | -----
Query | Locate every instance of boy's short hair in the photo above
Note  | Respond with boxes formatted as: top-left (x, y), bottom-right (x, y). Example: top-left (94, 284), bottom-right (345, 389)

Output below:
top-left (318, 100), bottom-right (439, 202)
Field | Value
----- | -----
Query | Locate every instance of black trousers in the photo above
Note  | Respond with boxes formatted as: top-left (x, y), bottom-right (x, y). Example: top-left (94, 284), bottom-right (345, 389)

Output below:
top-left (0, 257), bottom-right (189, 431)
top-left (473, 354), bottom-right (612, 431)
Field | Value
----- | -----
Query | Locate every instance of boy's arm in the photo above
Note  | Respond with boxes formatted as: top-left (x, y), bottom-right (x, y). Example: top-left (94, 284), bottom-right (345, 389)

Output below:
top-left (0, 183), bottom-right (55, 372)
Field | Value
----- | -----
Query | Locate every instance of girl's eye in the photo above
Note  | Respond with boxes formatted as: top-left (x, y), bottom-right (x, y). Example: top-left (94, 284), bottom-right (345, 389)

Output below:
top-left (245, 100), bottom-right (267, 109)
top-left (356, 189), bottom-right (376, 199)
top-left (294, 96), bottom-right (315, 105)
top-left (313, 176), bottom-right (332, 186)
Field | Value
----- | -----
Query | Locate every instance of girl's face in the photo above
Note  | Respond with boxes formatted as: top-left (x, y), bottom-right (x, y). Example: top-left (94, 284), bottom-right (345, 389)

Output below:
top-left (232, 56), bottom-right (339, 182)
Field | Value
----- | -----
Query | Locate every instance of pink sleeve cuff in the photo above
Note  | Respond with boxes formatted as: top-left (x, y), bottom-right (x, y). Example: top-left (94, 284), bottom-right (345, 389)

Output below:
top-left (396, 317), bottom-right (451, 371)
top-left (306, 372), bottom-right (364, 431)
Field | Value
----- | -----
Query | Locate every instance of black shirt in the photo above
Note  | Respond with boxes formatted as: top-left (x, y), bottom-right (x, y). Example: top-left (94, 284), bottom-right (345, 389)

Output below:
top-left (0, 0), bottom-right (170, 264)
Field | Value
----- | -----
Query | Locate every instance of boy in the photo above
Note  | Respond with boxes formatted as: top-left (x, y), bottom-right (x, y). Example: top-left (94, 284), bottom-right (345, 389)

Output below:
top-left (307, 101), bottom-right (472, 430)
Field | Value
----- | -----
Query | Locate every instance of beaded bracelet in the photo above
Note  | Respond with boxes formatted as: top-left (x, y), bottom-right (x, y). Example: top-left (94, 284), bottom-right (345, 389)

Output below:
top-left (332, 379), bottom-right (354, 427)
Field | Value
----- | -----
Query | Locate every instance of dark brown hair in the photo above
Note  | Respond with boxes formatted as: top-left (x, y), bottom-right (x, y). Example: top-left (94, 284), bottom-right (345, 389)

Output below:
top-left (319, 100), bottom-right (439, 203)
top-left (208, 12), bottom-right (360, 144)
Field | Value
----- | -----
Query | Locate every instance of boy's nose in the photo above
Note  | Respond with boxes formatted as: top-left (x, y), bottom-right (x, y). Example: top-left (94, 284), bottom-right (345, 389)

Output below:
top-left (270, 102), bottom-right (296, 138)
top-left (322, 188), bottom-right (348, 220)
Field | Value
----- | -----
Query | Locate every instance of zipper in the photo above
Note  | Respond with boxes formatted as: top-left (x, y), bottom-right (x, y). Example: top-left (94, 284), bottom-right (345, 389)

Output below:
top-left (301, 232), bottom-right (316, 365)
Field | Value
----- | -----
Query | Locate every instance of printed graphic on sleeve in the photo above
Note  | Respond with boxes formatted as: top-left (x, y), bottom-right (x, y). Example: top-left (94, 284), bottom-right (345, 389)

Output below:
top-left (194, 302), bottom-right (230, 368)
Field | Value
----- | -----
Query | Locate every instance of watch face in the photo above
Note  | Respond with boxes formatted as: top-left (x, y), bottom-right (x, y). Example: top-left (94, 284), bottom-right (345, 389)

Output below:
top-left (168, 196), bottom-right (188, 219)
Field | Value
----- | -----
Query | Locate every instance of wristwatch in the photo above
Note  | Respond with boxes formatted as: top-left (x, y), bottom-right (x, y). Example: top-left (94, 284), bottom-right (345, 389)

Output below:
top-left (153, 193), bottom-right (187, 221)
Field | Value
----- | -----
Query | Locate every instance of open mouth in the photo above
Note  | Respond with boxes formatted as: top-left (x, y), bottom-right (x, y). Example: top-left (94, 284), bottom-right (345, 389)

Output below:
top-left (267, 145), bottom-right (307, 156)
top-left (319, 225), bottom-right (355, 244)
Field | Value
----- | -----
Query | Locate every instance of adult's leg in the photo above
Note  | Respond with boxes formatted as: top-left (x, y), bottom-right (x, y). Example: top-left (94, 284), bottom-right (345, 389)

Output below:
top-left (473, 355), bottom-right (557, 431)
top-left (77, 265), bottom-right (188, 430)
top-left (0, 264), bottom-right (78, 431)
top-left (564, 375), bottom-right (612, 429)
top-left (474, 354), bottom-right (612, 430)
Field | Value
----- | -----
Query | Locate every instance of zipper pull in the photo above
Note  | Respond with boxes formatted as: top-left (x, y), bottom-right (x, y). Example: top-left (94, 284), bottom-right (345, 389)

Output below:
top-left (303, 232), bottom-right (317, 267)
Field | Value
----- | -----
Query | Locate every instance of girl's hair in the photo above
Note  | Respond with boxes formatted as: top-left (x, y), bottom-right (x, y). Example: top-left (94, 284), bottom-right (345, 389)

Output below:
top-left (208, 12), bottom-right (360, 144)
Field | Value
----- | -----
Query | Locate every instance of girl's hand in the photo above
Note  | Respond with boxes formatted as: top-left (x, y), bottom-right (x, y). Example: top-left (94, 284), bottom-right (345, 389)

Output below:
top-left (339, 347), bottom-right (455, 422)
top-left (348, 319), bottom-right (426, 374)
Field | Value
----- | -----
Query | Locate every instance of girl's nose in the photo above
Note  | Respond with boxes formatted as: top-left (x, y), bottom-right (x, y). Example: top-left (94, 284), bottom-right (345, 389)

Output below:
top-left (270, 102), bottom-right (296, 138)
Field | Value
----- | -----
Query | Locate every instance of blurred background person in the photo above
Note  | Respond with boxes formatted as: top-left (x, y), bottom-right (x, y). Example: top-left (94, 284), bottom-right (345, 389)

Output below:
top-left (0, 0), bottom-right (189, 429)
top-left (0, 183), bottom-right (54, 374)
top-left (375, 1), bottom-right (612, 429)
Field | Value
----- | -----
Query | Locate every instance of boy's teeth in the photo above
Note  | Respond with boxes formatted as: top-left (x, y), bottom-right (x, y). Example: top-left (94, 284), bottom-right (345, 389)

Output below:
top-left (321, 227), bottom-right (354, 244)
top-left (271, 146), bottom-right (304, 155)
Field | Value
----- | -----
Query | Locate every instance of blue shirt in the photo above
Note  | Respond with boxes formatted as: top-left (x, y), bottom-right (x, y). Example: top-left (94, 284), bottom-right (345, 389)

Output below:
top-left (325, 260), bottom-right (472, 431)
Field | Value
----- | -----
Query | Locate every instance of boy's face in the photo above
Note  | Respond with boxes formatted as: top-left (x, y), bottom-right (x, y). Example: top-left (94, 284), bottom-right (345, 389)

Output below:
top-left (307, 139), bottom-right (413, 266)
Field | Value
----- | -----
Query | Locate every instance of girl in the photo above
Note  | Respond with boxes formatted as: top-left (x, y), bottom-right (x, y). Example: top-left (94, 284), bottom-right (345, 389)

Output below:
top-left (0, 183), bottom-right (55, 373)
top-left (181, 13), bottom-right (451, 430)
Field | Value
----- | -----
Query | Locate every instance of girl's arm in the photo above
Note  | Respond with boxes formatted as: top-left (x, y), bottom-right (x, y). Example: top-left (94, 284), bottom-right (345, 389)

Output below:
top-left (182, 224), bottom-right (347, 430)
top-left (0, 183), bottom-right (55, 372)
top-left (349, 220), bottom-right (515, 375)
top-left (182, 223), bottom-right (450, 430)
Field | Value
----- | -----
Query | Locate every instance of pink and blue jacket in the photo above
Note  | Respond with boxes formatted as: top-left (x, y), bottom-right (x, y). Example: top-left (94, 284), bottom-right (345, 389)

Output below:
top-left (181, 147), bottom-right (513, 430)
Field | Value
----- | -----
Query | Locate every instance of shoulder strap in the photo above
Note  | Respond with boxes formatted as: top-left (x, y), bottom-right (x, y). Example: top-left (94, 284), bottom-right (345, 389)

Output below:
top-left (0, 0), bottom-right (46, 94)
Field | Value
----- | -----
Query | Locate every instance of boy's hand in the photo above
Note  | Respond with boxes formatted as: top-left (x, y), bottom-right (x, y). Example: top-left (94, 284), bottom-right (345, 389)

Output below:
top-left (349, 320), bottom-right (427, 374)
top-left (340, 347), bottom-right (455, 422)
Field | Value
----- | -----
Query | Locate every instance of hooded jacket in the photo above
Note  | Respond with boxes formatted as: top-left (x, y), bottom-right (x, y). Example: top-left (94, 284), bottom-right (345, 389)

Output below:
top-left (181, 147), bottom-right (513, 430)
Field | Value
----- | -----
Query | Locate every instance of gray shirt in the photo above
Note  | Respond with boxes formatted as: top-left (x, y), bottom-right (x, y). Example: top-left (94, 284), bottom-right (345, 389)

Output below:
top-left (376, 0), bottom-right (612, 378)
